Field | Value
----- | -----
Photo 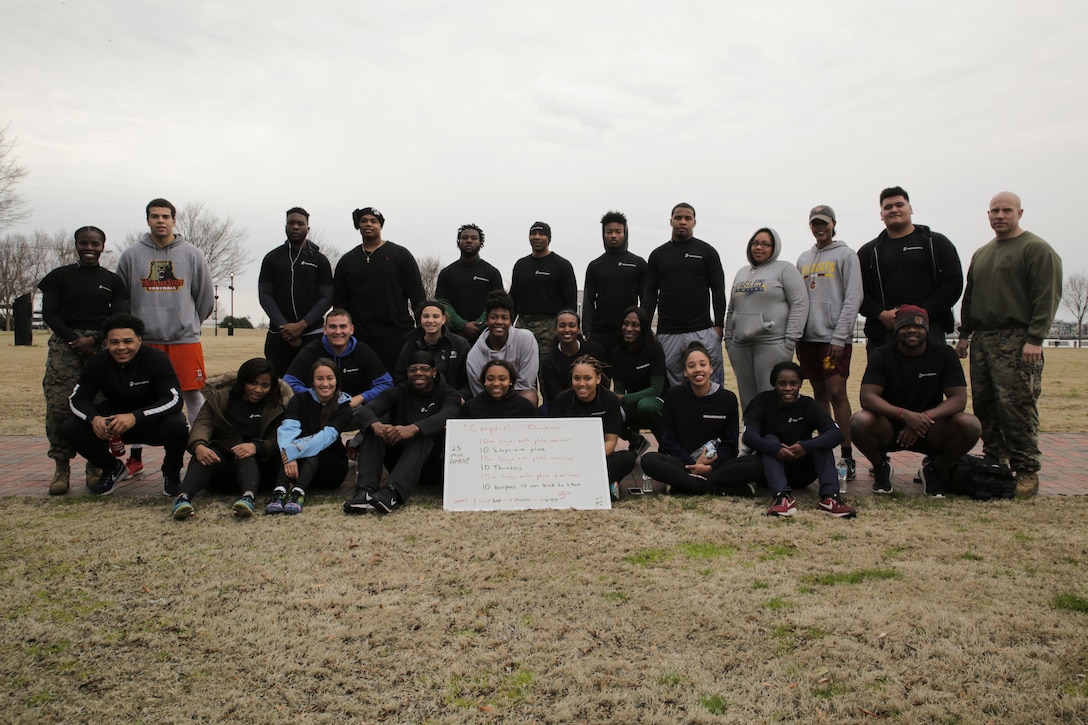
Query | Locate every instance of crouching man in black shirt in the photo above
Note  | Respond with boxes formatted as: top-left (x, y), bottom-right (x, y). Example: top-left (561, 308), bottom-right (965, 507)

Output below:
top-left (63, 314), bottom-right (188, 496)
top-left (850, 305), bottom-right (980, 496)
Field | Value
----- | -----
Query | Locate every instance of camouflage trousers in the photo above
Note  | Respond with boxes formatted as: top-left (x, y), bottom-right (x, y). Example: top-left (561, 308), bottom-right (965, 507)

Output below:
top-left (516, 315), bottom-right (556, 373)
top-left (43, 331), bottom-right (97, 461)
top-left (969, 329), bottom-right (1043, 473)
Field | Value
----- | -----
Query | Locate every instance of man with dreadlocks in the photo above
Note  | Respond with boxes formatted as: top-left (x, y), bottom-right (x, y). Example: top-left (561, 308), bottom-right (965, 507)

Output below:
top-left (435, 223), bottom-right (505, 343)
top-left (581, 210), bottom-right (647, 352)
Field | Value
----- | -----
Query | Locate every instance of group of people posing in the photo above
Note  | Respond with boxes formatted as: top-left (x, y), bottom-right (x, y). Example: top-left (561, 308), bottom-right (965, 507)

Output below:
top-left (40, 188), bottom-right (1062, 520)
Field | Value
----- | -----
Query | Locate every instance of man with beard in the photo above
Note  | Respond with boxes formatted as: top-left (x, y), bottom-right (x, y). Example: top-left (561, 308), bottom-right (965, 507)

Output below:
top-left (508, 221), bottom-right (578, 366)
top-left (643, 203), bottom-right (727, 386)
top-left (857, 186), bottom-right (963, 350)
top-left (258, 207), bottom-right (334, 376)
top-left (582, 210), bottom-right (646, 351)
top-left (850, 305), bottom-right (980, 496)
top-left (333, 206), bottom-right (425, 373)
top-left (434, 223), bottom-right (504, 343)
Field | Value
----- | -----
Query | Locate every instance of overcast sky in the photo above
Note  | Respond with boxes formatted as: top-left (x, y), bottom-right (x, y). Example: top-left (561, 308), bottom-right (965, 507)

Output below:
top-left (4, 0), bottom-right (1086, 323)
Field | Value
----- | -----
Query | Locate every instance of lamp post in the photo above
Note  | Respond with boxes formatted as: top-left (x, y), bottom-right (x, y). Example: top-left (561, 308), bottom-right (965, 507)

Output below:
top-left (228, 272), bottom-right (235, 337)
top-left (213, 284), bottom-right (219, 336)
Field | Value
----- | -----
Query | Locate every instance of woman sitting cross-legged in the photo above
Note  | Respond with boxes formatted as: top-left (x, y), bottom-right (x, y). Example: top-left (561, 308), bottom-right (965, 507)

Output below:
top-left (742, 362), bottom-right (856, 519)
top-left (639, 342), bottom-right (761, 496)
top-left (171, 358), bottom-right (291, 520)
top-left (343, 351), bottom-right (462, 515)
top-left (266, 358), bottom-right (354, 515)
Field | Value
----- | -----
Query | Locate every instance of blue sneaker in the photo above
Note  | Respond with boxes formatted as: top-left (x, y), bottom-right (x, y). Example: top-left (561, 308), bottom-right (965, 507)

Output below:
top-left (265, 486), bottom-right (287, 515)
top-left (171, 496), bottom-right (194, 520)
top-left (283, 487), bottom-right (305, 515)
top-left (232, 495), bottom-right (256, 518)
top-left (91, 459), bottom-right (129, 495)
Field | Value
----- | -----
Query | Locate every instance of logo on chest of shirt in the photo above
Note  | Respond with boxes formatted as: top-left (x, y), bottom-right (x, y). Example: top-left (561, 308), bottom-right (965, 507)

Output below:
top-left (472, 275), bottom-right (491, 283)
top-left (635, 362), bottom-right (650, 370)
top-left (702, 414), bottom-right (728, 420)
top-left (140, 261), bottom-right (185, 292)
top-left (129, 379), bottom-right (150, 387)
top-left (901, 245), bottom-right (924, 252)
top-left (249, 412), bottom-right (263, 421)
top-left (684, 253), bottom-right (704, 260)
top-left (98, 284), bottom-right (113, 293)
top-left (419, 402), bottom-right (436, 414)
top-left (300, 260), bottom-right (318, 269)
top-left (534, 270), bottom-right (552, 277)
top-left (617, 262), bottom-right (636, 268)
top-left (735, 279), bottom-right (768, 294)
top-left (787, 416), bottom-right (804, 423)
top-left (342, 366), bottom-right (360, 375)
top-left (917, 372), bottom-right (937, 379)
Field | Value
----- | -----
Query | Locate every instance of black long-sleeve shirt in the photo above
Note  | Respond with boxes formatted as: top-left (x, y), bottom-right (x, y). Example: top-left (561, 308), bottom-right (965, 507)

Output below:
top-left (69, 346), bottom-right (182, 423)
top-left (333, 241), bottom-right (425, 338)
top-left (582, 250), bottom-right (646, 338)
top-left (38, 264), bottom-right (129, 342)
top-left (258, 240), bottom-right (334, 334)
top-left (357, 378), bottom-right (463, 437)
top-left (434, 257), bottom-right (504, 331)
top-left (509, 252), bottom-right (578, 319)
top-left (643, 238), bottom-right (727, 333)
top-left (656, 383), bottom-right (740, 467)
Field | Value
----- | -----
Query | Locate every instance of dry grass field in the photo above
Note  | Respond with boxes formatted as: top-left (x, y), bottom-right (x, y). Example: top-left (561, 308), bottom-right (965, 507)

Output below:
top-left (2, 330), bottom-right (1088, 722)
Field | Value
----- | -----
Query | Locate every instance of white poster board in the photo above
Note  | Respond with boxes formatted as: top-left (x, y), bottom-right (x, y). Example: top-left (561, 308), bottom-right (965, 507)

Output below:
top-left (443, 418), bottom-right (611, 511)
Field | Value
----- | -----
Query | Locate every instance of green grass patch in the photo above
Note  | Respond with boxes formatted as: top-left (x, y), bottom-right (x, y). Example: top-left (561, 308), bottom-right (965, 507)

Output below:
top-left (700, 694), bottom-right (728, 715)
top-left (763, 596), bottom-right (790, 611)
top-left (601, 591), bottom-right (627, 602)
top-left (656, 670), bottom-right (682, 686)
top-left (804, 568), bottom-right (901, 586)
top-left (1052, 593), bottom-right (1088, 614)
top-left (960, 552), bottom-right (983, 561)
top-left (625, 548), bottom-right (671, 566)
top-left (678, 542), bottom-right (737, 559)
top-left (757, 544), bottom-right (797, 561)
top-left (751, 580), bottom-right (769, 590)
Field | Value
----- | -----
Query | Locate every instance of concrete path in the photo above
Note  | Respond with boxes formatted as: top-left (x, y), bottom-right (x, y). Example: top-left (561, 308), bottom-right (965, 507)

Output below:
top-left (3, 434), bottom-right (1084, 499)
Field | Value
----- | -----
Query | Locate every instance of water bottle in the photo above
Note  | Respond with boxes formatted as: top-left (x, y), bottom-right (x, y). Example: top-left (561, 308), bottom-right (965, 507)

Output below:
top-left (704, 438), bottom-right (720, 461)
top-left (837, 458), bottom-right (848, 495)
top-left (640, 472), bottom-right (654, 494)
top-left (109, 436), bottom-right (126, 458)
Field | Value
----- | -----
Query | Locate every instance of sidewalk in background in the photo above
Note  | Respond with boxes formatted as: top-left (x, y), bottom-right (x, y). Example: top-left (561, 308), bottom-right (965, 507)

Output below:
top-left (2, 434), bottom-right (1084, 499)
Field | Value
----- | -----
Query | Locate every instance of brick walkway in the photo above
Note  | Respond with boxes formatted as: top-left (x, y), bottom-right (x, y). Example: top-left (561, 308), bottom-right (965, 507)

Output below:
top-left (3, 434), bottom-right (1084, 498)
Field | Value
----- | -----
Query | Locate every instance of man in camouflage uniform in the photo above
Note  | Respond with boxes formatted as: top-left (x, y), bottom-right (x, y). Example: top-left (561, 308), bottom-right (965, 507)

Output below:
top-left (38, 227), bottom-right (129, 494)
top-left (956, 192), bottom-right (1062, 496)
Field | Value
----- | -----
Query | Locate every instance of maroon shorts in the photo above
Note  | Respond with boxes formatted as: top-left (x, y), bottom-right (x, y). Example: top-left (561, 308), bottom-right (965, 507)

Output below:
top-left (796, 341), bottom-right (852, 381)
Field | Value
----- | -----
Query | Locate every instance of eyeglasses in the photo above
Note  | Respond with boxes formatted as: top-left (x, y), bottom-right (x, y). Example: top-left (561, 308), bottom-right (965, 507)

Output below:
top-left (750, 240), bottom-right (774, 248)
top-left (407, 365), bottom-right (434, 374)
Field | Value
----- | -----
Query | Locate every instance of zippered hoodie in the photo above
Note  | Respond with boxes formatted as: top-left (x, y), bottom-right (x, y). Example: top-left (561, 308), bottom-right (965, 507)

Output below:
top-left (187, 372), bottom-right (293, 459)
top-left (796, 239), bottom-right (863, 346)
top-left (116, 233), bottom-right (215, 345)
top-left (725, 228), bottom-right (809, 346)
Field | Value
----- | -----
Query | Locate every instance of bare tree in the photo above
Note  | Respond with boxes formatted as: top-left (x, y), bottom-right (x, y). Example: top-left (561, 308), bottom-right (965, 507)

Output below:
top-left (175, 202), bottom-right (251, 284)
top-left (0, 125), bottom-right (31, 232)
top-left (1062, 272), bottom-right (1088, 347)
top-left (0, 229), bottom-right (66, 330)
top-left (418, 254), bottom-right (442, 299)
top-left (121, 201), bottom-right (251, 285)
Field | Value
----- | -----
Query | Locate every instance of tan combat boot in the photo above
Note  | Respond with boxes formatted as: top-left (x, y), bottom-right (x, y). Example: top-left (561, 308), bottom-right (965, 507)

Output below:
top-left (49, 460), bottom-right (71, 496)
top-left (1014, 471), bottom-right (1039, 497)
top-left (85, 462), bottom-right (103, 492)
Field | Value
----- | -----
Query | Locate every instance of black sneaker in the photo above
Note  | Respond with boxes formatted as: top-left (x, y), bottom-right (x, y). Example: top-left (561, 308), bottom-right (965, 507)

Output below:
top-left (370, 488), bottom-right (401, 514)
top-left (920, 461), bottom-right (947, 498)
top-left (91, 459), bottom-right (129, 495)
top-left (630, 434), bottom-right (650, 458)
top-left (843, 456), bottom-right (857, 481)
top-left (872, 460), bottom-right (894, 494)
top-left (265, 486), bottom-right (287, 515)
top-left (343, 489), bottom-right (376, 514)
top-left (162, 471), bottom-right (181, 497)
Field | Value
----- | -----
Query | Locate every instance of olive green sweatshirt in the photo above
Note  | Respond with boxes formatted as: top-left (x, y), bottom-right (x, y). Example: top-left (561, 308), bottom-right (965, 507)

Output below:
top-left (959, 231), bottom-right (1062, 345)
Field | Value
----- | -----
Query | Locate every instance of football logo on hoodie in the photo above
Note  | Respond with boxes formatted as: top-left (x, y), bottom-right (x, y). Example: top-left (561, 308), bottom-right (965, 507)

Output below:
top-left (141, 261), bottom-right (186, 292)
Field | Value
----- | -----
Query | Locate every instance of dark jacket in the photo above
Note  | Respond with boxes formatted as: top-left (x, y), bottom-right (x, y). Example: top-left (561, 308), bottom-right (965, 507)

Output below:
top-left (258, 240), bottom-right (334, 335)
top-left (393, 328), bottom-right (471, 396)
top-left (187, 372), bottom-right (293, 459)
top-left (857, 224), bottom-right (963, 344)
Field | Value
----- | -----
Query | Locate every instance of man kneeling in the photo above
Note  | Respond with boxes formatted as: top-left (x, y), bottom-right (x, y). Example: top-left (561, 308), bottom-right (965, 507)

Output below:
top-left (63, 313), bottom-right (188, 495)
top-left (851, 305), bottom-right (980, 496)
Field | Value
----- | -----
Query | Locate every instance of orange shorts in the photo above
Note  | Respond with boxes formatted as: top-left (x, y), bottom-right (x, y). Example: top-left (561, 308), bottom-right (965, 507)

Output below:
top-left (147, 342), bottom-right (206, 391)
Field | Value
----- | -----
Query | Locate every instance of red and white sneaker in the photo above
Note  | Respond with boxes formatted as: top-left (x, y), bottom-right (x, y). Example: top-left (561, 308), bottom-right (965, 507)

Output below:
top-left (125, 458), bottom-right (145, 477)
top-left (766, 493), bottom-right (797, 517)
top-left (818, 495), bottom-right (857, 519)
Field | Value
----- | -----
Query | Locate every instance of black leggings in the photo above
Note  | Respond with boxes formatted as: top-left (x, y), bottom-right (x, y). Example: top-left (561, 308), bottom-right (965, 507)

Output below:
top-left (640, 452), bottom-right (762, 495)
